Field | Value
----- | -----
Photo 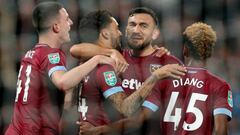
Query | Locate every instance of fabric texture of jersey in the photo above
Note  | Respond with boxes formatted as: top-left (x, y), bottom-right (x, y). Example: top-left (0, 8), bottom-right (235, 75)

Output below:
top-left (5, 44), bottom-right (67, 135)
top-left (144, 66), bottom-right (233, 135)
top-left (78, 64), bottom-right (124, 126)
top-left (119, 49), bottom-right (182, 135)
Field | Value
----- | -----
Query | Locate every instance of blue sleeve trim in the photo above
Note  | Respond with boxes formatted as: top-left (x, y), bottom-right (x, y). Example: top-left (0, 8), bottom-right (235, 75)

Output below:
top-left (142, 101), bottom-right (159, 112)
top-left (48, 66), bottom-right (67, 78)
top-left (214, 108), bottom-right (232, 118)
top-left (103, 86), bottom-right (124, 98)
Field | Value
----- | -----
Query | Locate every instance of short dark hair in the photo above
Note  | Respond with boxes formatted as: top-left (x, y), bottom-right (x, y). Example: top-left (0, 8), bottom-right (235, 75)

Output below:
top-left (32, 2), bottom-right (63, 34)
top-left (128, 7), bottom-right (159, 26)
top-left (79, 10), bottom-right (113, 43)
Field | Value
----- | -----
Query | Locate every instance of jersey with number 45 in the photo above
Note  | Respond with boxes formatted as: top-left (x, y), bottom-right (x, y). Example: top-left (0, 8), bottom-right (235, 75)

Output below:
top-left (5, 44), bottom-right (67, 135)
top-left (143, 67), bottom-right (233, 135)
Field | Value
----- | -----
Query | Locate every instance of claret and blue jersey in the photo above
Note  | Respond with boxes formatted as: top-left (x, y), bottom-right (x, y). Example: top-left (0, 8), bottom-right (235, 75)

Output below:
top-left (143, 66), bottom-right (233, 135)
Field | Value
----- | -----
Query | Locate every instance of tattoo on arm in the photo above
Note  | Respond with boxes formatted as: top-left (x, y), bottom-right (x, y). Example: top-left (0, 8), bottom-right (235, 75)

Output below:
top-left (109, 75), bottom-right (158, 116)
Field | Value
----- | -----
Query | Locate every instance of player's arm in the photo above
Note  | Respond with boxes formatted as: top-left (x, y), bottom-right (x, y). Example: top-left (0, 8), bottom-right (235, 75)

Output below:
top-left (214, 114), bottom-right (228, 135)
top-left (70, 43), bottom-right (114, 59)
top-left (109, 64), bottom-right (186, 116)
top-left (70, 43), bottom-right (128, 73)
top-left (213, 84), bottom-right (233, 135)
top-left (78, 107), bottom-right (153, 135)
top-left (63, 88), bottom-right (73, 110)
top-left (51, 55), bottom-right (115, 91)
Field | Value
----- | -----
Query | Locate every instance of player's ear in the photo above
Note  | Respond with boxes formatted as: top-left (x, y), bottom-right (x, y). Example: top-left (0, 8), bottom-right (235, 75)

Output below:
top-left (152, 28), bottom-right (160, 40)
top-left (101, 29), bottom-right (110, 40)
top-left (183, 45), bottom-right (189, 57)
top-left (52, 23), bottom-right (60, 33)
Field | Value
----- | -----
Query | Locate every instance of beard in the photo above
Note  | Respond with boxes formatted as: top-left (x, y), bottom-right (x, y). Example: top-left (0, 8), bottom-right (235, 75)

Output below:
top-left (127, 37), bottom-right (151, 51)
top-left (111, 36), bottom-right (121, 50)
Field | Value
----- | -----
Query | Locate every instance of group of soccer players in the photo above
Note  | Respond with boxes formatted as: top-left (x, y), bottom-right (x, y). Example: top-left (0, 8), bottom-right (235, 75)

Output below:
top-left (4, 1), bottom-right (232, 135)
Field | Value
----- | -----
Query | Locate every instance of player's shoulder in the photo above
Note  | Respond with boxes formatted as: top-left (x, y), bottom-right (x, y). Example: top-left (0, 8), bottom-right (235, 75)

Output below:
top-left (96, 64), bottom-right (115, 73)
top-left (205, 70), bottom-right (230, 88)
top-left (152, 50), bottom-right (183, 65)
top-left (34, 44), bottom-right (65, 59)
top-left (34, 44), bottom-right (63, 54)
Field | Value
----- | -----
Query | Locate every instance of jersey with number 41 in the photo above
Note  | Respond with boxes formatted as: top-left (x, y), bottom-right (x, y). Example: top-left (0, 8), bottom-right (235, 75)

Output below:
top-left (5, 44), bottom-right (67, 135)
top-left (143, 67), bottom-right (233, 135)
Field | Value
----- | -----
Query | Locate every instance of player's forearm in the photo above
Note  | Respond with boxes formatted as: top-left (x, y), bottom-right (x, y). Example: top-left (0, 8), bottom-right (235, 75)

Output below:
top-left (63, 89), bottom-right (73, 110)
top-left (58, 56), bottom-right (100, 90)
top-left (121, 74), bottom-right (158, 116)
top-left (214, 115), bottom-right (228, 135)
top-left (96, 118), bottom-right (140, 134)
top-left (98, 110), bottom-right (149, 134)
top-left (70, 43), bottom-right (113, 59)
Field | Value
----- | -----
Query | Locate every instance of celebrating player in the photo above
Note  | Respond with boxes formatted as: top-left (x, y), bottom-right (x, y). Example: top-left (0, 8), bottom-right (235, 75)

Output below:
top-left (5, 2), bottom-right (116, 135)
top-left (70, 7), bottom-right (186, 135)
top-left (142, 22), bottom-right (233, 135)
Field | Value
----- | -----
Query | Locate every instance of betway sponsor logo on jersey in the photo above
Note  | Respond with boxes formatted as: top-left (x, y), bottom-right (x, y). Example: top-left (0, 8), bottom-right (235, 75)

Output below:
top-left (122, 79), bottom-right (143, 90)
top-left (173, 78), bottom-right (204, 88)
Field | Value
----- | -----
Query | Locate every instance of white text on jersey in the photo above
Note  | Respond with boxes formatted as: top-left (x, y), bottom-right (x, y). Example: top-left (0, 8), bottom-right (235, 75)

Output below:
top-left (173, 78), bottom-right (204, 88)
top-left (25, 50), bottom-right (35, 59)
top-left (122, 79), bottom-right (142, 90)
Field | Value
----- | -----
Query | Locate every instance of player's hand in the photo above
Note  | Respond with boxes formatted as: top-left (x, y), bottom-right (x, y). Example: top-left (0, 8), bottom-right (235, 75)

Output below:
top-left (154, 46), bottom-right (170, 57)
top-left (152, 64), bottom-right (186, 80)
top-left (95, 55), bottom-right (116, 68)
top-left (76, 121), bottom-right (101, 135)
top-left (110, 50), bottom-right (129, 74)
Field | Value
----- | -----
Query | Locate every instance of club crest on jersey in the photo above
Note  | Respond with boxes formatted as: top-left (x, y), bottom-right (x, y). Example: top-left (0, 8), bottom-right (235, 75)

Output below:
top-left (150, 64), bottom-right (162, 73)
top-left (104, 71), bottom-right (117, 86)
top-left (48, 53), bottom-right (60, 64)
top-left (228, 91), bottom-right (233, 107)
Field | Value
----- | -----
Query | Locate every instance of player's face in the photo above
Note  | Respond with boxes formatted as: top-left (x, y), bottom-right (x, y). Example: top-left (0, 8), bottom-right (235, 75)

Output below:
top-left (126, 13), bottom-right (156, 50)
top-left (108, 17), bottom-right (122, 49)
top-left (58, 8), bottom-right (73, 43)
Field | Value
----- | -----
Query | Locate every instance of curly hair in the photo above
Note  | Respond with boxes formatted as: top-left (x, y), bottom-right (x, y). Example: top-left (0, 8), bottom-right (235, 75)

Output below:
top-left (183, 22), bottom-right (217, 60)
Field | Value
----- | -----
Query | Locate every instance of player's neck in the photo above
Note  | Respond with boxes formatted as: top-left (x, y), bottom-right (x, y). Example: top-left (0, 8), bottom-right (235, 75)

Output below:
top-left (97, 40), bottom-right (112, 49)
top-left (132, 45), bottom-right (155, 57)
top-left (38, 34), bottom-right (61, 48)
top-left (187, 58), bottom-right (206, 68)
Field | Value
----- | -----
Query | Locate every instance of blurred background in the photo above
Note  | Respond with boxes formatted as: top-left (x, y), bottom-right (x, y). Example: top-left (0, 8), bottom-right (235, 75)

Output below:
top-left (0, 0), bottom-right (239, 134)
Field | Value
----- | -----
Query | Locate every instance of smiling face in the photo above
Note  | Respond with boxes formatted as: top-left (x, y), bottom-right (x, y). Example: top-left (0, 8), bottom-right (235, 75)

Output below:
top-left (125, 13), bottom-right (156, 50)
top-left (57, 8), bottom-right (73, 43)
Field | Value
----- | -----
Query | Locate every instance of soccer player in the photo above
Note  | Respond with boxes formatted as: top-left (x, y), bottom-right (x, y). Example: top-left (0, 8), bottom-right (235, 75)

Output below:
top-left (4, 2), bottom-right (116, 135)
top-left (73, 10), bottom-right (186, 135)
top-left (70, 7), bottom-right (185, 135)
top-left (142, 22), bottom-right (233, 135)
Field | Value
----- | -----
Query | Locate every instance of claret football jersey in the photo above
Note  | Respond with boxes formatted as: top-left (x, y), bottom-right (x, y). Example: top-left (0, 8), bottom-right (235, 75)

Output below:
top-left (121, 49), bottom-right (183, 95)
top-left (78, 64), bottom-right (124, 126)
top-left (143, 67), bottom-right (233, 135)
top-left (6, 44), bottom-right (67, 135)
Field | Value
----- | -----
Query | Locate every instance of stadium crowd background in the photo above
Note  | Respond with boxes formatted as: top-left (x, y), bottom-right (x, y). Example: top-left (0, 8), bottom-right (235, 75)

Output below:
top-left (0, 0), bottom-right (239, 134)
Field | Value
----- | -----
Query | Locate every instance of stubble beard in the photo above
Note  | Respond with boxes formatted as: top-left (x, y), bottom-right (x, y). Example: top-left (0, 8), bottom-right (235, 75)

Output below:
top-left (127, 38), bottom-right (151, 51)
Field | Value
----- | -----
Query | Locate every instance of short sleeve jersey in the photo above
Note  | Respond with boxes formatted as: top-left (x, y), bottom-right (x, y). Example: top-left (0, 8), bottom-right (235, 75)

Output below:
top-left (143, 67), bottom-right (233, 135)
top-left (7, 44), bottom-right (67, 135)
top-left (78, 65), bottom-right (124, 126)
top-left (121, 49), bottom-right (183, 95)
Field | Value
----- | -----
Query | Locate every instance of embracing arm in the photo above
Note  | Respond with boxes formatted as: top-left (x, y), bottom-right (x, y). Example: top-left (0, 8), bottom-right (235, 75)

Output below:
top-left (70, 43), bottom-right (128, 73)
top-left (70, 43), bottom-right (114, 59)
top-left (214, 114), bottom-right (229, 135)
top-left (78, 108), bottom-right (153, 135)
top-left (109, 74), bottom-right (158, 116)
top-left (109, 64), bottom-right (186, 116)
top-left (51, 55), bottom-right (114, 91)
